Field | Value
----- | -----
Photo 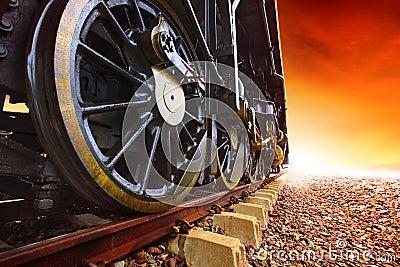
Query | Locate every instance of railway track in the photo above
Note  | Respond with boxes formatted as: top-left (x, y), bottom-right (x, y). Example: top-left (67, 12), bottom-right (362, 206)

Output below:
top-left (0, 171), bottom-right (287, 267)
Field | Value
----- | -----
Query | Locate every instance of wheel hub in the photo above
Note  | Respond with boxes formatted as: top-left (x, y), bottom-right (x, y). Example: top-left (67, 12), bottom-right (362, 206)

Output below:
top-left (146, 17), bottom-right (186, 126)
top-left (153, 67), bottom-right (185, 125)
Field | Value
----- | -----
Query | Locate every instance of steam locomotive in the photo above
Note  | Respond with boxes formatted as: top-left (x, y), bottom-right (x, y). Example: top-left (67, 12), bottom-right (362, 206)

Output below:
top-left (0, 0), bottom-right (288, 213)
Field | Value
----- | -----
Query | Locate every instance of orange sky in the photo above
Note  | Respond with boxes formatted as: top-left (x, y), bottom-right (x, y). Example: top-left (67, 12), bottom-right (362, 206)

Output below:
top-left (278, 0), bottom-right (400, 173)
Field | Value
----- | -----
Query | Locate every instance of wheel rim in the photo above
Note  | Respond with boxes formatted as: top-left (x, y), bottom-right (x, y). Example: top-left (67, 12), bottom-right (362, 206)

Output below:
top-left (29, 0), bottom-right (206, 212)
top-left (215, 123), bottom-right (247, 189)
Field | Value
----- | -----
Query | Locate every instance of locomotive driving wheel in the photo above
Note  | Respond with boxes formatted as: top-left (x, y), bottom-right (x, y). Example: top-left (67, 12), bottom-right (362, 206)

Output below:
top-left (27, 0), bottom-right (211, 212)
top-left (215, 122), bottom-right (248, 190)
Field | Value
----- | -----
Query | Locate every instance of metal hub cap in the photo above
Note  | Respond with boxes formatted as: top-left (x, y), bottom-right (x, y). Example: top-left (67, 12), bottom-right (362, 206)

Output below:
top-left (153, 67), bottom-right (185, 126)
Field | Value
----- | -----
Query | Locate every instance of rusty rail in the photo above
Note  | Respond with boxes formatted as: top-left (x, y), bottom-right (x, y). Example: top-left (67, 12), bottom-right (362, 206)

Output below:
top-left (0, 172), bottom-right (286, 267)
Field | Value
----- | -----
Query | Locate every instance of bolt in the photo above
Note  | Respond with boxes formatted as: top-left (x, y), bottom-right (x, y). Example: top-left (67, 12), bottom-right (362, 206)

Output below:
top-left (159, 32), bottom-right (175, 54)
top-left (0, 17), bottom-right (13, 32)
top-left (33, 199), bottom-right (54, 210)
top-left (8, 0), bottom-right (19, 9)
top-left (174, 219), bottom-right (194, 234)
top-left (125, 28), bottom-right (134, 39)
top-left (160, 32), bottom-right (167, 41)
top-left (254, 66), bottom-right (263, 76)
top-left (230, 195), bottom-right (240, 204)
top-left (211, 204), bottom-right (223, 214)
top-left (174, 36), bottom-right (183, 47)
top-left (0, 44), bottom-right (8, 59)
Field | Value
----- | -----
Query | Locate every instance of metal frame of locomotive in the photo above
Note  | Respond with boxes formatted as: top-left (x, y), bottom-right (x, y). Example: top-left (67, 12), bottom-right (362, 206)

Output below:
top-left (0, 0), bottom-right (288, 213)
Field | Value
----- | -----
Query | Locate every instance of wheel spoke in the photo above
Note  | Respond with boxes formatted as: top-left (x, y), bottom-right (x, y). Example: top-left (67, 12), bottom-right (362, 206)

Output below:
top-left (124, 6), bottom-right (133, 28)
top-left (105, 139), bottom-right (122, 159)
top-left (141, 127), bottom-right (161, 192)
top-left (221, 149), bottom-right (229, 170)
top-left (83, 102), bottom-right (128, 115)
top-left (81, 97), bottom-right (150, 116)
top-left (78, 42), bottom-right (144, 84)
top-left (98, 2), bottom-right (131, 47)
top-left (180, 0), bottom-right (213, 60)
top-left (164, 124), bottom-right (185, 168)
top-left (180, 122), bottom-right (195, 143)
top-left (173, 132), bottom-right (207, 194)
top-left (128, 0), bottom-right (145, 32)
top-left (217, 139), bottom-right (228, 150)
top-left (185, 110), bottom-right (203, 124)
top-left (106, 113), bottom-right (153, 169)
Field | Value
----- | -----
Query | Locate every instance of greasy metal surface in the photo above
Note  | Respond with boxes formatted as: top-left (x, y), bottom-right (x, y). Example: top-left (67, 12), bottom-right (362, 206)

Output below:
top-left (0, 0), bottom-right (42, 100)
top-left (0, 187), bottom-right (90, 222)
top-left (0, 179), bottom-right (269, 267)
top-left (0, 135), bottom-right (43, 177)
top-left (0, 1), bottom-right (9, 17)
top-left (0, 199), bottom-right (70, 223)
top-left (0, 136), bottom-right (61, 202)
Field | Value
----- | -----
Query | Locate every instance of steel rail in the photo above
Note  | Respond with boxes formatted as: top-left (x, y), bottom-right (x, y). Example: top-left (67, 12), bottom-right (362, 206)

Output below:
top-left (0, 172), bottom-right (286, 267)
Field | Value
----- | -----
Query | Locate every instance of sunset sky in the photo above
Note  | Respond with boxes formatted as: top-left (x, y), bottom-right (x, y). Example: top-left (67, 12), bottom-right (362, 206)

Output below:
top-left (278, 0), bottom-right (400, 174)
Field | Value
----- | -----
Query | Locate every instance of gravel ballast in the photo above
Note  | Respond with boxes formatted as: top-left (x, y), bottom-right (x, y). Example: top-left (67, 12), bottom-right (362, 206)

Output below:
top-left (249, 172), bottom-right (400, 267)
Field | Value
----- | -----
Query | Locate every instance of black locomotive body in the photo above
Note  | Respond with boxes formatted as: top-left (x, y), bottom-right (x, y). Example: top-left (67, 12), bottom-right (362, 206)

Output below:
top-left (0, 0), bottom-right (288, 213)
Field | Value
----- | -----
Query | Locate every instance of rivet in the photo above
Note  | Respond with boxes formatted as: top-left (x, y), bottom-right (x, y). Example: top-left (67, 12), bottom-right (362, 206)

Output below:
top-left (8, 0), bottom-right (19, 9)
top-left (0, 44), bottom-right (8, 59)
top-left (0, 17), bottom-right (13, 32)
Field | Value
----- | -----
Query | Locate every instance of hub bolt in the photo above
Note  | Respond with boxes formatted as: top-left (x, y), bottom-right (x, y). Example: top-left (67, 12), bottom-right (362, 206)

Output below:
top-left (8, 0), bottom-right (19, 9)
top-left (0, 44), bottom-right (8, 59)
top-left (0, 17), bottom-right (13, 32)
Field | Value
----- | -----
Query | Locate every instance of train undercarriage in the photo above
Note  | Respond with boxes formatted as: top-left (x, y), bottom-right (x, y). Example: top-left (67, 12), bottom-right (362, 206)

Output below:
top-left (0, 0), bottom-right (288, 213)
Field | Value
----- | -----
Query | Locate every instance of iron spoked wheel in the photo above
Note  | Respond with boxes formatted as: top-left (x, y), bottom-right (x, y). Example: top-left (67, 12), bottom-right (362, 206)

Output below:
top-left (214, 122), bottom-right (248, 190)
top-left (28, 0), bottom-right (207, 212)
